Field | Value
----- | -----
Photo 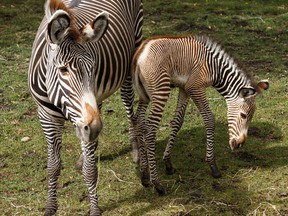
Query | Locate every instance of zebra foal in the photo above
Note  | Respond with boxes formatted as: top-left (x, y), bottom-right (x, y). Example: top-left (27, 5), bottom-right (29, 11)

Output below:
top-left (28, 0), bottom-right (143, 215)
top-left (132, 35), bottom-right (269, 195)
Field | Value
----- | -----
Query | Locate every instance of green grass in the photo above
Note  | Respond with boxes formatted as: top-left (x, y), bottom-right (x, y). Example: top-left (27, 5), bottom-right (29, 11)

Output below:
top-left (1, 0), bottom-right (288, 215)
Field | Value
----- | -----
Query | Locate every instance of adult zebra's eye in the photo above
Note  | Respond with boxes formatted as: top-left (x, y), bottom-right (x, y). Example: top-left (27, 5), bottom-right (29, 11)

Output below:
top-left (59, 66), bottom-right (69, 75)
top-left (240, 112), bottom-right (247, 119)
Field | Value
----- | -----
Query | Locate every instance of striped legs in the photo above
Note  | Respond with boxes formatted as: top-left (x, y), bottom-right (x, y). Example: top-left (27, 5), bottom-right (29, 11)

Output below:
top-left (136, 89), bottom-right (170, 195)
top-left (163, 89), bottom-right (189, 175)
top-left (188, 88), bottom-right (221, 178)
top-left (81, 140), bottom-right (102, 216)
top-left (38, 109), bottom-right (64, 216)
top-left (134, 100), bottom-right (149, 187)
top-left (120, 75), bottom-right (139, 163)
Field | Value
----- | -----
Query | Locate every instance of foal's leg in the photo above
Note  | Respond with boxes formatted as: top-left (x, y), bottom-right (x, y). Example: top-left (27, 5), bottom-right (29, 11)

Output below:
top-left (134, 99), bottom-right (150, 187)
top-left (145, 90), bottom-right (170, 195)
top-left (163, 89), bottom-right (189, 175)
top-left (187, 87), bottom-right (221, 178)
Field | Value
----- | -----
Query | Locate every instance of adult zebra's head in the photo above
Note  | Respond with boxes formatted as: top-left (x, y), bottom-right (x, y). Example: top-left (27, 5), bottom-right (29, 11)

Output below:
top-left (45, 0), bottom-right (109, 143)
top-left (227, 80), bottom-right (269, 150)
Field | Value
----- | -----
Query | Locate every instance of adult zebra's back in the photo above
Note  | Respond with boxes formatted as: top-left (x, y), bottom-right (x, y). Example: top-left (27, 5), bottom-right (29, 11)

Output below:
top-left (28, 0), bottom-right (143, 215)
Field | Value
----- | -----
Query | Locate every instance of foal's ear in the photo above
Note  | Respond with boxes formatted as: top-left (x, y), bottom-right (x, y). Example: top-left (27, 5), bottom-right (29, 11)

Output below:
top-left (239, 87), bottom-right (256, 99)
top-left (47, 10), bottom-right (71, 44)
top-left (81, 11), bottom-right (109, 43)
top-left (256, 80), bottom-right (269, 93)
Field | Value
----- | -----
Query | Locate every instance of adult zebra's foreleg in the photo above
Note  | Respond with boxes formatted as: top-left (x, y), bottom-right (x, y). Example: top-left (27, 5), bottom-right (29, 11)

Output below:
top-left (120, 75), bottom-right (139, 164)
top-left (163, 89), bottom-right (189, 175)
top-left (75, 104), bottom-right (102, 173)
top-left (39, 109), bottom-right (65, 216)
top-left (81, 140), bottom-right (102, 216)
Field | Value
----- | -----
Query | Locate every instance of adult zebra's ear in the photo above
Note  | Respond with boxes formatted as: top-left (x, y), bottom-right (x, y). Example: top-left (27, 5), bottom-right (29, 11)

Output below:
top-left (81, 11), bottom-right (109, 43)
top-left (47, 10), bottom-right (71, 44)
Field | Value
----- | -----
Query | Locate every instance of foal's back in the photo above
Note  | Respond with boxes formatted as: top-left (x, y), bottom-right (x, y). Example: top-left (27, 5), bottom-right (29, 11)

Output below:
top-left (134, 35), bottom-right (210, 89)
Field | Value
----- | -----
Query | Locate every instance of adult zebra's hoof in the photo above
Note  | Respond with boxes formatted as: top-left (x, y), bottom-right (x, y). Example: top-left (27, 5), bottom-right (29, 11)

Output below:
top-left (210, 164), bottom-right (222, 178)
top-left (154, 183), bottom-right (166, 196)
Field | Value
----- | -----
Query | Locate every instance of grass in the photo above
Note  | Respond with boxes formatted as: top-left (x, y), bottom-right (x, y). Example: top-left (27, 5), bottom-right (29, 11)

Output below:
top-left (1, 0), bottom-right (288, 215)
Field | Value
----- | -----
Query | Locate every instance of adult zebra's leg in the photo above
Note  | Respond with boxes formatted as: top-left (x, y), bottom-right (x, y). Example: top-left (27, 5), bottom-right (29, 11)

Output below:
top-left (134, 99), bottom-right (150, 187)
top-left (188, 88), bottom-right (221, 178)
top-left (81, 140), bottom-right (102, 216)
top-left (163, 89), bottom-right (189, 175)
top-left (120, 75), bottom-right (139, 164)
top-left (75, 104), bottom-right (102, 173)
top-left (38, 109), bottom-right (65, 216)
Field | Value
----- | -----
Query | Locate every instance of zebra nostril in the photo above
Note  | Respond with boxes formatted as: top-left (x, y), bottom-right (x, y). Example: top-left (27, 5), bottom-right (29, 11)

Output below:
top-left (84, 125), bottom-right (89, 131)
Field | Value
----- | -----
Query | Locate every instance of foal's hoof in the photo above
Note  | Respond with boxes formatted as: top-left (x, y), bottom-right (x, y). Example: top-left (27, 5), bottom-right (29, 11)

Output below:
top-left (155, 183), bottom-right (166, 196)
top-left (132, 150), bottom-right (139, 164)
top-left (210, 164), bottom-right (222, 178)
top-left (141, 171), bottom-right (150, 188)
top-left (165, 165), bottom-right (176, 175)
top-left (89, 206), bottom-right (103, 216)
top-left (164, 159), bottom-right (176, 175)
top-left (44, 208), bottom-right (57, 216)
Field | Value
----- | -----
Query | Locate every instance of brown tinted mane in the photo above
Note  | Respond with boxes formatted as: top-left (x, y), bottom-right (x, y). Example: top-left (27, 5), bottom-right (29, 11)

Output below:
top-left (49, 0), bottom-right (82, 42)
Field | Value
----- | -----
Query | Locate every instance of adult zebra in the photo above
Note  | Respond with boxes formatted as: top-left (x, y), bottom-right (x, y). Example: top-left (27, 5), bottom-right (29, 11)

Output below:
top-left (131, 35), bottom-right (269, 195)
top-left (28, 0), bottom-right (143, 215)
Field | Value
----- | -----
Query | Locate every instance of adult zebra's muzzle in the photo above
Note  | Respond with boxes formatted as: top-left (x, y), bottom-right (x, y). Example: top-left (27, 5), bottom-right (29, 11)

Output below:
top-left (75, 103), bottom-right (103, 143)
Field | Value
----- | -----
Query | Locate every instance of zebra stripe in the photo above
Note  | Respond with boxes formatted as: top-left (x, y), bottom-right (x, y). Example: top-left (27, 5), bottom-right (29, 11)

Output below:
top-left (132, 35), bottom-right (269, 195)
top-left (28, 0), bottom-right (143, 215)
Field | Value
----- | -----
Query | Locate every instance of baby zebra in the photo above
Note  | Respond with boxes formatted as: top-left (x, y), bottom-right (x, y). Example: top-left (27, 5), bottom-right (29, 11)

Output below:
top-left (131, 35), bottom-right (269, 195)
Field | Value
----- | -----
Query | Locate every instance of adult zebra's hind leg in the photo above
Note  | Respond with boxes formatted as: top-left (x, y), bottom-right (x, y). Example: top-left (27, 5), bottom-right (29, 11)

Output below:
top-left (38, 109), bottom-right (65, 216)
top-left (163, 89), bottom-right (189, 175)
top-left (120, 75), bottom-right (139, 164)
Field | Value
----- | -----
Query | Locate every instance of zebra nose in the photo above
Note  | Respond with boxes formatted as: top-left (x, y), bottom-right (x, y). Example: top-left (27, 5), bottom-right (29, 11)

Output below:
top-left (83, 119), bottom-right (102, 142)
top-left (76, 103), bottom-right (102, 142)
top-left (76, 118), bottom-right (102, 143)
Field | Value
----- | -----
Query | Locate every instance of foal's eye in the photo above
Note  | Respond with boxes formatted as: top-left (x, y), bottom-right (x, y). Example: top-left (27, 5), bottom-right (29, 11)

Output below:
top-left (59, 66), bottom-right (69, 75)
top-left (240, 112), bottom-right (247, 119)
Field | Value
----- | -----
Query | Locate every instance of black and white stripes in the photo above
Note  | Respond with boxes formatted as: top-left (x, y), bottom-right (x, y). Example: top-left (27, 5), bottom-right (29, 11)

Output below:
top-left (132, 35), bottom-right (269, 195)
top-left (28, 0), bottom-right (143, 215)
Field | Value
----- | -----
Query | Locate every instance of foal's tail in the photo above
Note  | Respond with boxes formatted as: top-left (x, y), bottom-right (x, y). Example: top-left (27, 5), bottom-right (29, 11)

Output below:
top-left (132, 63), bottom-right (150, 103)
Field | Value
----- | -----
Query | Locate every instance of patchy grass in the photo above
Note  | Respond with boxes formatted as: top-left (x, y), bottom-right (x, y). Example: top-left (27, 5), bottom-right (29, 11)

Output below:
top-left (1, 0), bottom-right (288, 215)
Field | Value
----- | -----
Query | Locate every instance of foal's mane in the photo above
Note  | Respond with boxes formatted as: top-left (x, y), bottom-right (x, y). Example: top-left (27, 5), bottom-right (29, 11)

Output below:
top-left (191, 35), bottom-right (255, 86)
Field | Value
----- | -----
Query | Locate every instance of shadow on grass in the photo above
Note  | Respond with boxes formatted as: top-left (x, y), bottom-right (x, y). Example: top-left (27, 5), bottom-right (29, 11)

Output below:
top-left (100, 120), bottom-right (285, 215)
